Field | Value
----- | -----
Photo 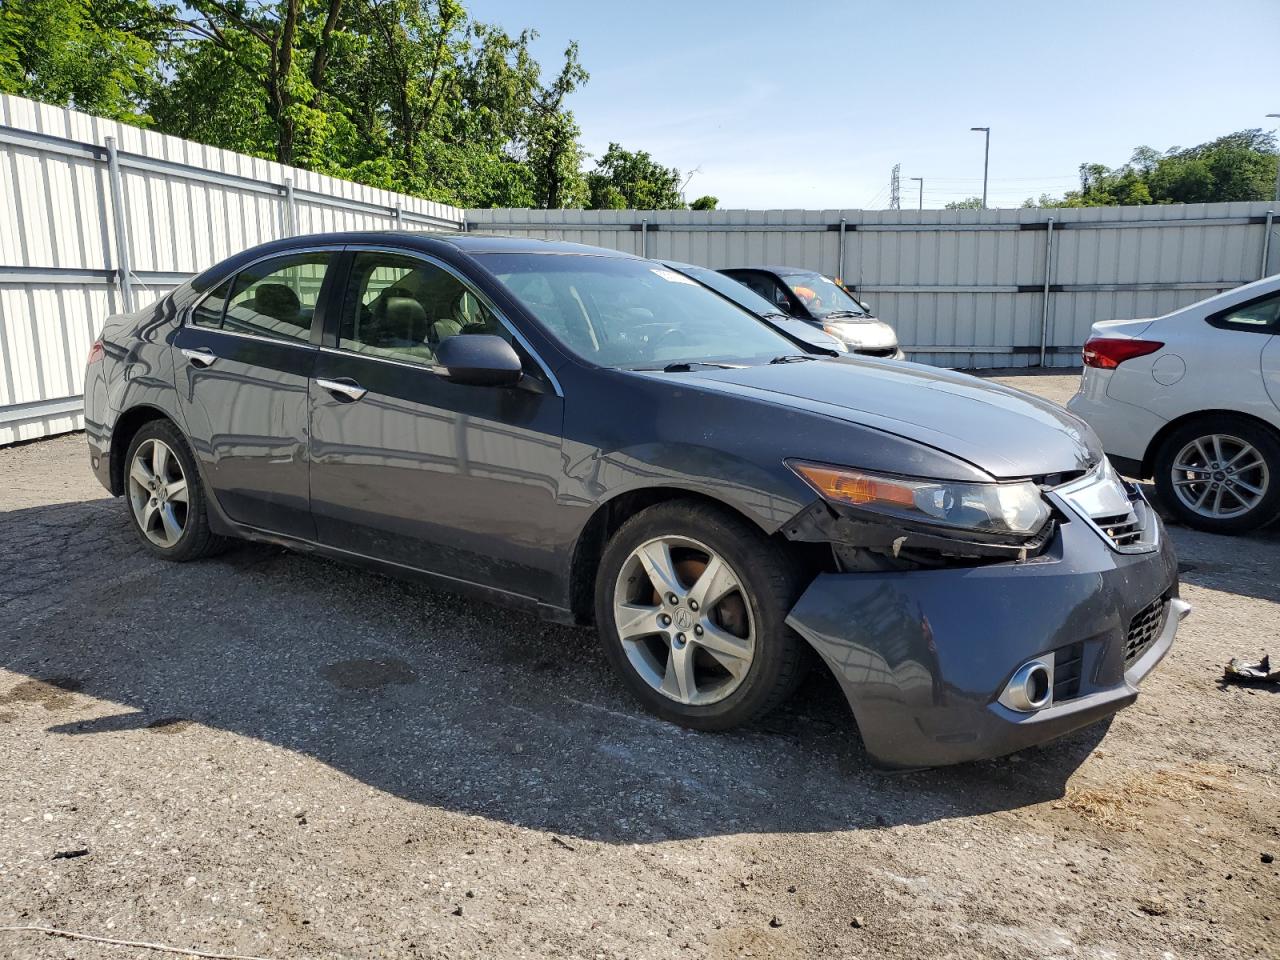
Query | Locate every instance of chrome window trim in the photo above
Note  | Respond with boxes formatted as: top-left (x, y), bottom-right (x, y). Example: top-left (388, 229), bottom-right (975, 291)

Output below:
top-left (339, 243), bottom-right (564, 398)
top-left (318, 344), bottom-right (445, 377)
top-left (183, 244), bottom-right (343, 347)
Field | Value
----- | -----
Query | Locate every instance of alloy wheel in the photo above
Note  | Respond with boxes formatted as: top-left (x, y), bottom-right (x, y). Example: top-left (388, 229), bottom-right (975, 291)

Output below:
top-left (127, 438), bottom-right (190, 547)
top-left (1170, 433), bottom-right (1270, 520)
top-left (612, 535), bottom-right (756, 706)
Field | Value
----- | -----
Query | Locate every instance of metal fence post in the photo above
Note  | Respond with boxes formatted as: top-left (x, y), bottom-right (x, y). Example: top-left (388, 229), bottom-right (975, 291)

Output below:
top-left (837, 217), bottom-right (847, 283)
top-left (1262, 211), bottom-right (1274, 278)
top-left (1038, 217), bottom-right (1056, 367)
top-left (393, 202), bottom-right (403, 229)
top-left (641, 218), bottom-right (648, 258)
top-left (103, 136), bottom-right (134, 312)
top-left (282, 177), bottom-right (297, 236)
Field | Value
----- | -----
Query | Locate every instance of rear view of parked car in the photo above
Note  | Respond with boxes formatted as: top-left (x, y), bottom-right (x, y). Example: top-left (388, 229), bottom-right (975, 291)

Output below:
top-left (1067, 275), bottom-right (1280, 534)
top-left (720, 265), bottom-right (904, 359)
top-left (85, 232), bottom-right (1185, 769)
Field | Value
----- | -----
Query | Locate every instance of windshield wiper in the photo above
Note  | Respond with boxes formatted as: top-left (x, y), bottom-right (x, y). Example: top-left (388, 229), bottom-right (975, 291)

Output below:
top-left (824, 310), bottom-right (866, 319)
top-left (659, 360), bottom-right (741, 372)
top-left (768, 354), bottom-right (819, 364)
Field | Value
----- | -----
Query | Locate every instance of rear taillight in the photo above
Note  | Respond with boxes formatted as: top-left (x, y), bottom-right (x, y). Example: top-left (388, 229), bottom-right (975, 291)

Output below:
top-left (1082, 336), bottom-right (1163, 369)
top-left (86, 339), bottom-right (104, 366)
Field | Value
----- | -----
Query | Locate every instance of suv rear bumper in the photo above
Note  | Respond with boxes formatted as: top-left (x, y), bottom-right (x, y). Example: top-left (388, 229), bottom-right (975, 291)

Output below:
top-left (785, 514), bottom-right (1182, 768)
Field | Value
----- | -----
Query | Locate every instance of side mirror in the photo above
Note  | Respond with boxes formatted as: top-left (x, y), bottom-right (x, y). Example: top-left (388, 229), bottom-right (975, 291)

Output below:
top-left (436, 334), bottom-right (523, 387)
top-left (858, 300), bottom-right (872, 313)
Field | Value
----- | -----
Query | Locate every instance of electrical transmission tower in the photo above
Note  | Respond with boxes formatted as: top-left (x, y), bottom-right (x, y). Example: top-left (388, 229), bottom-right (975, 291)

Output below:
top-left (889, 164), bottom-right (901, 210)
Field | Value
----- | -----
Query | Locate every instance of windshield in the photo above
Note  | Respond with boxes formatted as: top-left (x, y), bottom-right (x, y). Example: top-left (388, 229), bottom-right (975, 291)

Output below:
top-left (666, 263), bottom-right (784, 317)
top-left (780, 272), bottom-right (867, 319)
top-left (478, 253), bottom-right (797, 369)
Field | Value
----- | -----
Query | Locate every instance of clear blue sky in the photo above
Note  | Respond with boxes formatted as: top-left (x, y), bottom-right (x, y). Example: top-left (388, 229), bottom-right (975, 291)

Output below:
top-left (467, 0), bottom-right (1280, 209)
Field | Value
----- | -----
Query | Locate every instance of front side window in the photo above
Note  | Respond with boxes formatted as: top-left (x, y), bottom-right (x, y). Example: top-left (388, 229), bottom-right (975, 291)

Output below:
top-left (1210, 292), bottom-right (1280, 333)
top-left (338, 252), bottom-right (505, 367)
top-left (212, 252), bottom-right (333, 341)
top-left (780, 272), bottom-right (866, 319)
top-left (480, 253), bottom-right (796, 369)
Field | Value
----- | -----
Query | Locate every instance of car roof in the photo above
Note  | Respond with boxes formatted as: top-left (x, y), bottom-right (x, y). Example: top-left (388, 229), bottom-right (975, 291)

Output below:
top-left (191, 231), bottom-right (639, 289)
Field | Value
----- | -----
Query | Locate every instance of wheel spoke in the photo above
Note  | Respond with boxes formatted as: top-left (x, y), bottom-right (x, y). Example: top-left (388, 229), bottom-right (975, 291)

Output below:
top-left (1211, 435), bottom-right (1225, 466)
top-left (1232, 477), bottom-right (1265, 497)
top-left (694, 621), bottom-right (751, 677)
top-left (130, 458), bottom-right (155, 488)
top-left (687, 555), bottom-right (738, 611)
top-left (1193, 485), bottom-right (1212, 509)
top-left (637, 540), bottom-right (684, 598)
top-left (159, 504), bottom-right (183, 543)
top-left (614, 602), bottom-right (661, 641)
top-left (141, 500), bottom-right (159, 532)
top-left (1210, 485), bottom-right (1225, 516)
top-left (166, 477), bottom-right (189, 504)
top-left (1224, 446), bottom-right (1258, 469)
top-left (1193, 438), bottom-right (1212, 465)
top-left (661, 643), bottom-right (696, 702)
top-left (151, 441), bottom-right (170, 480)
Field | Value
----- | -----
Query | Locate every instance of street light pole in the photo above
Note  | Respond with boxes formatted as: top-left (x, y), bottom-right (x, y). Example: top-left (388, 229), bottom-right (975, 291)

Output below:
top-left (1268, 114), bottom-right (1280, 202)
top-left (971, 126), bottom-right (990, 209)
top-left (909, 177), bottom-right (923, 210)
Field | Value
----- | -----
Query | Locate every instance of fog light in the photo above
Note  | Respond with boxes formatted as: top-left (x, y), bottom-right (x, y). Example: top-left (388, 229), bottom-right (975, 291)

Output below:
top-left (1000, 660), bottom-right (1053, 712)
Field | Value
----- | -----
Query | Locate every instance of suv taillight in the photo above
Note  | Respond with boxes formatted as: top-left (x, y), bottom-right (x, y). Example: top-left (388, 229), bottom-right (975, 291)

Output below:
top-left (86, 339), bottom-right (104, 366)
top-left (1082, 336), bottom-right (1163, 369)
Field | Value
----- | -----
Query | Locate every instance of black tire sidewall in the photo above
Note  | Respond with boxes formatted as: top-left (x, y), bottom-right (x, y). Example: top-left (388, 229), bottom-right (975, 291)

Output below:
top-left (124, 421), bottom-right (209, 560)
top-left (593, 501), bottom-right (804, 729)
top-left (1154, 417), bottom-right (1280, 534)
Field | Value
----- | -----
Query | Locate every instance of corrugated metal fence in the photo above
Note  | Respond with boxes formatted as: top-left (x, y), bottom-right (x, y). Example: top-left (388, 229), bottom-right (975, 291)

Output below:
top-left (466, 205), bottom-right (1279, 369)
top-left (0, 94), bottom-right (464, 445)
top-left (2, 92), bottom-right (1278, 445)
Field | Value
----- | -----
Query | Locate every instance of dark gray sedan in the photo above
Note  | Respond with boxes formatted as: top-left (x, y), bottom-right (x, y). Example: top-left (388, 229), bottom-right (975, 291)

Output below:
top-left (84, 232), bottom-right (1186, 767)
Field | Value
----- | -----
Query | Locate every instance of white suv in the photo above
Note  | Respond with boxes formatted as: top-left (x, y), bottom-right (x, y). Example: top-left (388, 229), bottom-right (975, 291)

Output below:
top-left (1067, 274), bottom-right (1280, 535)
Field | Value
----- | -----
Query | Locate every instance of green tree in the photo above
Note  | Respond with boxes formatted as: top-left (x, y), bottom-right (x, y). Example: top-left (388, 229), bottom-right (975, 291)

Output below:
top-left (1058, 130), bottom-right (1277, 206)
top-left (689, 194), bottom-right (718, 210)
top-left (944, 196), bottom-right (984, 209)
top-left (0, 0), bottom-right (166, 122)
top-left (586, 143), bottom-right (683, 209)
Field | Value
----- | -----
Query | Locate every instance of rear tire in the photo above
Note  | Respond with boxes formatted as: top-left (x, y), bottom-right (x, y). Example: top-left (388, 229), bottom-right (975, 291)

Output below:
top-left (123, 420), bottom-right (228, 561)
top-left (1153, 415), bottom-right (1280, 535)
top-left (593, 499), bottom-right (808, 730)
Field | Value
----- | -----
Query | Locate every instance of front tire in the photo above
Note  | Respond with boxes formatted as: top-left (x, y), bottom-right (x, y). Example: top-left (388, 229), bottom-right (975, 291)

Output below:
top-left (123, 420), bottom-right (227, 561)
top-left (594, 500), bottom-right (808, 730)
top-left (1153, 416), bottom-right (1280, 534)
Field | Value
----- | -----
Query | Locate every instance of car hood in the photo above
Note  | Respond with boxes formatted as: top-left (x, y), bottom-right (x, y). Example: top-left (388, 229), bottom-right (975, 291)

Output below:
top-left (677, 358), bottom-right (1101, 479)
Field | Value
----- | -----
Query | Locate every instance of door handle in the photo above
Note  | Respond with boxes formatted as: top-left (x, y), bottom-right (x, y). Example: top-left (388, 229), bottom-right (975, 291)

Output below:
top-left (180, 347), bottom-right (216, 368)
top-left (316, 377), bottom-right (368, 402)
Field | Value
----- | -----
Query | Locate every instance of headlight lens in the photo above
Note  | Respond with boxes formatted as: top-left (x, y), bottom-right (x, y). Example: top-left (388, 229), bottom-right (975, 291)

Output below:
top-left (823, 323), bottom-right (857, 346)
top-left (789, 461), bottom-right (1051, 537)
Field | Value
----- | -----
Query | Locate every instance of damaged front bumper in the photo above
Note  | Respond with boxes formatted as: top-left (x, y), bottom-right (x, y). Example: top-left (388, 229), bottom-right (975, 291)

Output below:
top-left (785, 509), bottom-right (1185, 768)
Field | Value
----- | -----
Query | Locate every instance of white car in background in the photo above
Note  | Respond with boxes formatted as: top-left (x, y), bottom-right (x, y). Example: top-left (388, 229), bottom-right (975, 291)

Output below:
top-left (1067, 275), bottom-right (1280, 534)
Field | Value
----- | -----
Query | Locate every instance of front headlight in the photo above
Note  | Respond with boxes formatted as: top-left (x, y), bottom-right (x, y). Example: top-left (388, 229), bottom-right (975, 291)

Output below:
top-left (789, 461), bottom-right (1051, 538)
top-left (822, 323), bottom-right (857, 347)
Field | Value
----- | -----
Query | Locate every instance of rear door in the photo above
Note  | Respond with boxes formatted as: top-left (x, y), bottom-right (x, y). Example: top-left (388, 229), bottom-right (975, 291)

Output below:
top-left (307, 248), bottom-right (565, 599)
top-left (172, 249), bottom-right (339, 538)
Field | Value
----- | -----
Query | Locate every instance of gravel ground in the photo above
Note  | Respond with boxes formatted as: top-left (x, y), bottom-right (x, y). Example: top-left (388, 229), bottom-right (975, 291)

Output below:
top-left (1, 373), bottom-right (1277, 960)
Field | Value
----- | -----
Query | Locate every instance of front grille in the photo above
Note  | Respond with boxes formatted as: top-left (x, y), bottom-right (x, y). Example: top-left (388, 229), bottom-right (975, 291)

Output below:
top-left (1052, 641), bottom-right (1084, 701)
top-left (1095, 510), bottom-right (1143, 548)
top-left (1125, 596), bottom-right (1168, 668)
top-left (855, 346), bottom-right (897, 358)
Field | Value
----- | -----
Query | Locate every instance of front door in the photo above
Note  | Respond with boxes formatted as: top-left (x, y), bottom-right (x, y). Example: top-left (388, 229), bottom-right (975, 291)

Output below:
top-left (171, 249), bottom-right (338, 538)
top-left (308, 250), bottom-right (565, 600)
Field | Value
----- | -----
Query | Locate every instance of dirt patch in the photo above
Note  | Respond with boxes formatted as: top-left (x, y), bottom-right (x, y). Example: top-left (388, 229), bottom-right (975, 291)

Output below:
top-left (0, 676), bottom-right (82, 710)
top-left (1054, 762), bottom-right (1238, 826)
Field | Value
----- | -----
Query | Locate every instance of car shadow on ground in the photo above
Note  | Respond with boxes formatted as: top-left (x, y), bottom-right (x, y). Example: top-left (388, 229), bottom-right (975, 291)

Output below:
top-left (2, 497), bottom-right (1113, 845)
